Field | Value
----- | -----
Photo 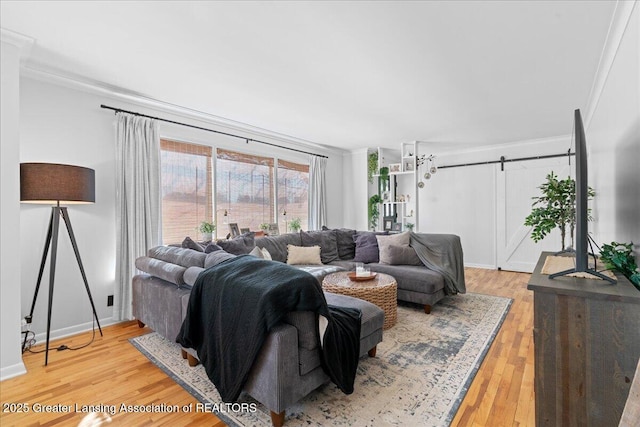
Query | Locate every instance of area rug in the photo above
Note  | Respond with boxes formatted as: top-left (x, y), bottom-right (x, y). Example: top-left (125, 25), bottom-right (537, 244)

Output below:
top-left (130, 292), bottom-right (511, 426)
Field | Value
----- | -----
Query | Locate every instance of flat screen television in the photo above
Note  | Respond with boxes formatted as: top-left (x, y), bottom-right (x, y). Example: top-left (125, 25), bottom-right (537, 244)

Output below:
top-left (549, 109), bottom-right (616, 283)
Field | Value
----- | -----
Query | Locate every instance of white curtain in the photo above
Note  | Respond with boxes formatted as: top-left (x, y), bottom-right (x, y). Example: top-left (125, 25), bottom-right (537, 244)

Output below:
top-left (114, 113), bottom-right (161, 321)
top-left (308, 155), bottom-right (327, 230)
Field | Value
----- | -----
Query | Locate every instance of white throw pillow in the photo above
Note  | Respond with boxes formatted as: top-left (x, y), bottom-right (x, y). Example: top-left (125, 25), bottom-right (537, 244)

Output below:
top-left (287, 244), bottom-right (322, 265)
top-left (249, 246), bottom-right (264, 259)
top-left (261, 247), bottom-right (272, 260)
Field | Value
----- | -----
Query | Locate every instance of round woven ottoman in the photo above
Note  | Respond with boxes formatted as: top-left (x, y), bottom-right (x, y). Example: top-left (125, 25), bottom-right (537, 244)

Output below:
top-left (322, 271), bottom-right (397, 330)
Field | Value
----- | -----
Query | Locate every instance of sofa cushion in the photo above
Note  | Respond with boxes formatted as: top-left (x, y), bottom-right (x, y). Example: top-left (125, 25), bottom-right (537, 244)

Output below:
top-left (367, 264), bottom-right (445, 294)
top-left (255, 233), bottom-right (302, 263)
top-left (147, 246), bottom-right (207, 268)
top-left (383, 245), bottom-right (423, 266)
top-left (376, 232), bottom-right (411, 264)
top-left (287, 245), bottom-right (323, 265)
top-left (204, 250), bottom-right (237, 268)
top-left (216, 232), bottom-right (255, 255)
top-left (300, 230), bottom-right (339, 264)
top-left (183, 266), bottom-right (205, 288)
top-left (352, 231), bottom-right (388, 263)
top-left (135, 256), bottom-right (187, 287)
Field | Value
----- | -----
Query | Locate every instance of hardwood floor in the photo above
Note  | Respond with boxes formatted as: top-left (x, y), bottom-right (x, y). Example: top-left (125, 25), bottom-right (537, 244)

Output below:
top-left (0, 267), bottom-right (534, 426)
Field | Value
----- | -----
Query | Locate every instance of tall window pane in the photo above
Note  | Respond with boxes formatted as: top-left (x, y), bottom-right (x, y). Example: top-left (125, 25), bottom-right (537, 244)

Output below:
top-left (278, 159), bottom-right (309, 232)
top-left (160, 139), bottom-right (212, 244)
top-left (216, 148), bottom-right (274, 234)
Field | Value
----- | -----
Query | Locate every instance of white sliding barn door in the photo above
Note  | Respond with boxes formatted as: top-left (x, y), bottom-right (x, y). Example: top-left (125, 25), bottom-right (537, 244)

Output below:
top-left (496, 158), bottom-right (572, 272)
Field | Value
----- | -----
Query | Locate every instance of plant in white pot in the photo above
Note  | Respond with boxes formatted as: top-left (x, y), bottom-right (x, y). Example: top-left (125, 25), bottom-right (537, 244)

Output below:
top-left (289, 217), bottom-right (302, 233)
top-left (198, 221), bottom-right (216, 241)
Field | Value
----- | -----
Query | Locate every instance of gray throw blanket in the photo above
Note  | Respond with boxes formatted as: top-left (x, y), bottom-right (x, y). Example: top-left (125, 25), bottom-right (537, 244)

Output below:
top-left (410, 233), bottom-right (466, 294)
top-left (176, 255), bottom-right (361, 402)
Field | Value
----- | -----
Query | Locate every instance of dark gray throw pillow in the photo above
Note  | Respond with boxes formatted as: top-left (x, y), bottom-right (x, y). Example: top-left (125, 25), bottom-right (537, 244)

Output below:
top-left (216, 232), bottom-right (255, 255)
top-left (182, 236), bottom-right (204, 252)
top-left (352, 231), bottom-right (388, 263)
top-left (300, 230), bottom-right (339, 264)
top-left (204, 242), bottom-right (223, 254)
top-left (382, 245), bottom-right (423, 266)
top-left (334, 228), bottom-right (357, 260)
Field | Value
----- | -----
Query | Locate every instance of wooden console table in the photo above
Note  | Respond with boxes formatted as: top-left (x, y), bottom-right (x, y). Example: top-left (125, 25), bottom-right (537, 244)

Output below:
top-left (527, 252), bottom-right (640, 426)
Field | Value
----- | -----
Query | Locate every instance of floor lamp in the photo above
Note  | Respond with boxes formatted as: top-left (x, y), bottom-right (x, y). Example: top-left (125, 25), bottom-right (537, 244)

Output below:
top-left (20, 163), bottom-right (103, 365)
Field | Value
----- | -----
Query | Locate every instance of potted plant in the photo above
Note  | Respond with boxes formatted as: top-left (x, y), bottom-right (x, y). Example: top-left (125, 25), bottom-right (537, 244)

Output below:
top-left (368, 194), bottom-right (383, 230)
top-left (405, 222), bottom-right (415, 231)
top-left (198, 221), bottom-right (216, 241)
top-left (259, 223), bottom-right (269, 232)
top-left (599, 241), bottom-right (640, 288)
top-left (289, 217), bottom-right (302, 233)
top-left (368, 151), bottom-right (378, 183)
top-left (524, 172), bottom-right (594, 251)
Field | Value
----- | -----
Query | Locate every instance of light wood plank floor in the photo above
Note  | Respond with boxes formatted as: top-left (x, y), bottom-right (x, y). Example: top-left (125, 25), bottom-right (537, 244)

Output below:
top-left (0, 267), bottom-right (534, 426)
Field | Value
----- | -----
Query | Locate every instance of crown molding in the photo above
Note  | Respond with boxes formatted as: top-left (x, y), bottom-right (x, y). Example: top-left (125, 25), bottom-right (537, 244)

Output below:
top-left (417, 134), bottom-right (572, 158)
top-left (0, 27), bottom-right (34, 60)
top-left (20, 64), bottom-right (346, 157)
top-left (583, 0), bottom-right (638, 129)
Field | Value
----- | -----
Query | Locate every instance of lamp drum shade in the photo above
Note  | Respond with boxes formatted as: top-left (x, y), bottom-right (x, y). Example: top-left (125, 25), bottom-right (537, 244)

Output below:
top-left (20, 163), bottom-right (95, 204)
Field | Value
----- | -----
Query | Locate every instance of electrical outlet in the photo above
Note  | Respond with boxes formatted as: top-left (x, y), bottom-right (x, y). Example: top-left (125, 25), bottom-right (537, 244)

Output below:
top-left (107, 295), bottom-right (114, 307)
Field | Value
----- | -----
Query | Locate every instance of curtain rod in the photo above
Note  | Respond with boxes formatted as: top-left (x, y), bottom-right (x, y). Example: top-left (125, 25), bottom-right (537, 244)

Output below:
top-left (438, 150), bottom-right (574, 171)
top-left (100, 104), bottom-right (328, 159)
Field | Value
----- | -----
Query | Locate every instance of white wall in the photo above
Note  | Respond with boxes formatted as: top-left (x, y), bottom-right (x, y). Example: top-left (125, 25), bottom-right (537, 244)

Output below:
top-left (587, 4), bottom-right (640, 253)
top-left (15, 74), bottom-right (345, 345)
top-left (1, 34), bottom-right (27, 380)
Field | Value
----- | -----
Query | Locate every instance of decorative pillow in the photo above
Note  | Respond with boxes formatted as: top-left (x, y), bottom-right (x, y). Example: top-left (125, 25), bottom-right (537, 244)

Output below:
top-left (352, 231), bottom-right (388, 263)
top-left (261, 247), bottom-right (272, 261)
top-left (182, 236), bottom-right (204, 252)
top-left (216, 232), bottom-right (255, 255)
top-left (376, 232), bottom-right (411, 264)
top-left (381, 245), bottom-right (423, 266)
top-left (249, 246), bottom-right (265, 258)
top-left (287, 245), bottom-right (322, 265)
top-left (300, 230), bottom-right (339, 264)
top-left (204, 242), bottom-right (222, 253)
top-left (323, 226), bottom-right (357, 260)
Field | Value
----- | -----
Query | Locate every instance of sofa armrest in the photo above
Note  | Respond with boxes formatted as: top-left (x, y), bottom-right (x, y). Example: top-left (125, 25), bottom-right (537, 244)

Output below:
top-left (243, 323), bottom-right (302, 413)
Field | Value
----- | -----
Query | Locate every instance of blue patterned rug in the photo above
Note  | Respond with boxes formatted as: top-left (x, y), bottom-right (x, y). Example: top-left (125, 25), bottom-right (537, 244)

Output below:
top-left (130, 292), bottom-right (511, 426)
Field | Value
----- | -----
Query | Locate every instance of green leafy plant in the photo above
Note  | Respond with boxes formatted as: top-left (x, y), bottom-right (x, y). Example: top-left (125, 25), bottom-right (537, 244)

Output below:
top-left (599, 241), bottom-right (640, 288)
top-left (379, 166), bottom-right (389, 187)
top-left (405, 222), bottom-right (415, 231)
top-left (259, 223), bottom-right (269, 231)
top-left (368, 151), bottom-right (379, 183)
top-left (368, 194), bottom-right (383, 230)
top-left (289, 217), bottom-right (302, 232)
top-left (198, 221), bottom-right (216, 234)
top-left (524, 172), bottom-right (594, 250)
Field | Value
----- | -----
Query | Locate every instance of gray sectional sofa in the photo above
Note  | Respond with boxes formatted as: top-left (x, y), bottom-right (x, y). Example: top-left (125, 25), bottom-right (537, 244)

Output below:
top-left (132, 228), bottom-right (464, 426)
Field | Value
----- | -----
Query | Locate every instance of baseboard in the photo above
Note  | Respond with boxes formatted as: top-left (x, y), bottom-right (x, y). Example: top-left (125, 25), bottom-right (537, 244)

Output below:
top-left (26, 317), bottom-right (123, 347)
top-left (0, 361), bottom-right (27, 381)
top-left (464, 263), bottom-right (497, 270)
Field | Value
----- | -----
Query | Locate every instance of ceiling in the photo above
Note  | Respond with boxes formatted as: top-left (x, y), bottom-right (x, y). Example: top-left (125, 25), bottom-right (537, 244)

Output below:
top-left (1, 1), bottom-right (616, 152)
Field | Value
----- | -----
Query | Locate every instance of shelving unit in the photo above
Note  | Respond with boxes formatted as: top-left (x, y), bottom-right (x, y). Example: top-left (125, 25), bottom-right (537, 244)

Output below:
top-left (367, 142), bottom-right (420, 232)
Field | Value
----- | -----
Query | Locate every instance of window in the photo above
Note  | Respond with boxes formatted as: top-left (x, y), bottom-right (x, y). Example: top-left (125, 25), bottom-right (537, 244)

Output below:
top-left (160, 139), bottom-right (212, 244)
top-left (216, 148), bottom-right (274, 234)
top-left (278, 159), bottom-right (309, 233)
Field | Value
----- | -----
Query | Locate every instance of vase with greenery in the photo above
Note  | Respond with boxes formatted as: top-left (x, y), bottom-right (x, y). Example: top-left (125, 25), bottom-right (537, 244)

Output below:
top-left (368, 151), bottom-right (379, 184)
top-left (599, 241), bottom-right (640, 288)
top-left (259, 223), bottom-right (269, 231)
top-left (368, 194), bottom-right (383, 230)
top-left (524, 171), bottom-right (594, 250)
top-left (405, 222), bottom-right (415, 231)
top-left (198, 221), bottom-right (216, 241)
top-left (289, 217), bottom-right (302, 233)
